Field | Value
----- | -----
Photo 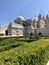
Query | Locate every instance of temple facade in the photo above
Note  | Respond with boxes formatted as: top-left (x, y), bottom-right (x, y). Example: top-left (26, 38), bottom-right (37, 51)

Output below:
top-left (0, 14), bottom-right (49, 37)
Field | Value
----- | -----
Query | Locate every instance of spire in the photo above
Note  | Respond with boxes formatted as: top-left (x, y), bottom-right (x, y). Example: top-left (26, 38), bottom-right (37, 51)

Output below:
top-left (38, 13), bottom-right (44, 20)
top-left (38, 14), bottom-right (42, 19)
top-left (46, 15), bottom-right (49, 19)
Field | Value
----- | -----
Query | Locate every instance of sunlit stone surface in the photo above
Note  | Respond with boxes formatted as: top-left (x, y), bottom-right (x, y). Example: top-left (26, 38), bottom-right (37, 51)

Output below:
top-left (46, 61), bottom-right (49, 65)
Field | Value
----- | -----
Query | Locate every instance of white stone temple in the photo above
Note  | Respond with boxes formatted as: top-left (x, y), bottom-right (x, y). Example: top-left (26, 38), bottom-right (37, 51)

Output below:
top-left (0, 14), bottom-right (49, 37)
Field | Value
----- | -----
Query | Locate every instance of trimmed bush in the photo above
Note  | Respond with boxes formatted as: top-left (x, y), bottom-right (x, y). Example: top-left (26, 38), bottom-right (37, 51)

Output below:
top-left (30, 32), bottom-right (35, 39)
top-left (38, 32), bottom-right (43, 36)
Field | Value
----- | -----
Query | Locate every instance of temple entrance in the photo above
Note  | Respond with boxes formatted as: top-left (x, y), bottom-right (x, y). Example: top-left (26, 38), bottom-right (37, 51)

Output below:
top-left (5, 30), bottom-right (8, 35)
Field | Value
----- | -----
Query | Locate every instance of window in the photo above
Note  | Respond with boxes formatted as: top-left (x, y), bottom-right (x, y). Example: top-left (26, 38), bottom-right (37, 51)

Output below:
top-left (16, 30), bottom-right (19, 35)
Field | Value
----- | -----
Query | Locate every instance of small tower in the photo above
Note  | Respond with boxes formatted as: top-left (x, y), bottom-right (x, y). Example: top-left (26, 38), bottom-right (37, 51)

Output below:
top-left (38, 14), bottom-right (45, 21)
top-left (37, 14), bottom-right (46, 28)
top-left (46, 15), bottom-right (49, 28)
top-left (33, 17), bottom-right (38, 28)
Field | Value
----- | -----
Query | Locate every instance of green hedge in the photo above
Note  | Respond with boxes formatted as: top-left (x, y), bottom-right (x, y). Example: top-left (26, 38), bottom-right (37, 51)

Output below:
top-left (0, 37), bottom-right (49, 65)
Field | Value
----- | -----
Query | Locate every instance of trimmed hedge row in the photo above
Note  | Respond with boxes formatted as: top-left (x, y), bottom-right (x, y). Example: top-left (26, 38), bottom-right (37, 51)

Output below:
top-left (0, 37), bottom-right (49, 65)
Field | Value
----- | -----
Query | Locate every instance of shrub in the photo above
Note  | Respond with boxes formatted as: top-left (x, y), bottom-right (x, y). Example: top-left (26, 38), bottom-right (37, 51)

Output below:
top-left (30, 32), bottom-right (34, 36)
top-left (38, 32), bottom-right (43, 36)
top-left (30, 32), bottom-right (34, 39)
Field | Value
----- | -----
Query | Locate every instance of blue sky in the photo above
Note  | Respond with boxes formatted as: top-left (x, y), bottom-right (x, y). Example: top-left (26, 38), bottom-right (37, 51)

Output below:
top-left (0, 0), bottom-right (49, 25)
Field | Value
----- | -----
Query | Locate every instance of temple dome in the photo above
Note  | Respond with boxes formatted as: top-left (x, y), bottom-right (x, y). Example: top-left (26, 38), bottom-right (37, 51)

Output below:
top-left (33, 17), bottom-right (38, 22)
top-left (17, 16), bottom-right (25, 21)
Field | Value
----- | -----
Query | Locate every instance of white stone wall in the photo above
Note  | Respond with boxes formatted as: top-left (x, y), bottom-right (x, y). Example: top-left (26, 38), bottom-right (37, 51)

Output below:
top-left (0, 24), bottom-right (9, 36)
top-left (12, 22), bottom-right (24, 29)
top-left (46, 17), bottom-right (49, 28)
top-left (11, 28), bottom-right (24, 36)
top-left (11, 22), bottom-right (24, 36)
top-left (24, 26), bottom-right (35, 36)
top-left (36, 28), bottom-right (49, 36)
